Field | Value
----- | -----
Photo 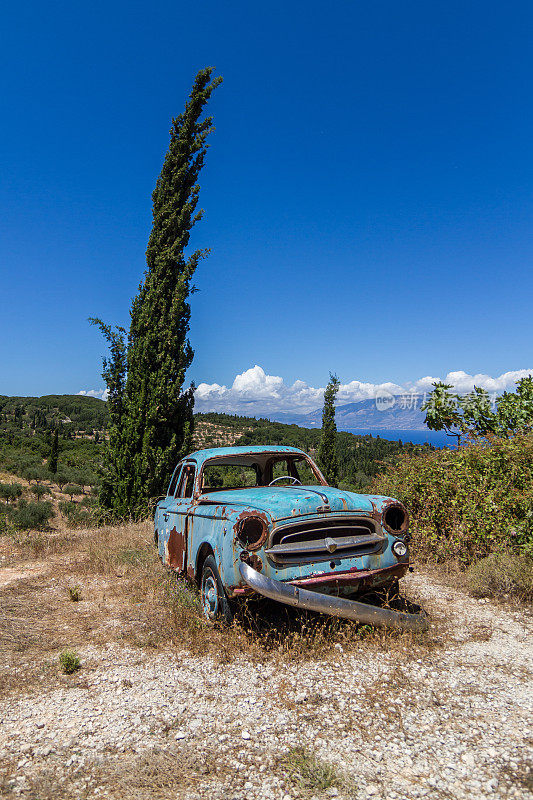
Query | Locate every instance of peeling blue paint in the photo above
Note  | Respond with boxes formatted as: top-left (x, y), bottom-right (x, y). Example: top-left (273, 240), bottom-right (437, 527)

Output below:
top-left (155, 447), bottom-right (410, 606)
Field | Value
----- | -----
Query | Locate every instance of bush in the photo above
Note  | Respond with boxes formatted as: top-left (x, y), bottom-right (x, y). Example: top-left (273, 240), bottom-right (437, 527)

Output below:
top-left (464, 553), bottom-right (533, 601)
top-left (68, 586), bottom-right (82, 602)
top-left (278, 746), bottom-right (342, 793)
top-left (0, 482), bottom-right (23, 503)
top-left (55, 471), bottom-right (72, 490)
top-left (31, 484), bottom-right (50, 499)
top-left (58, 499), bottom-right (100, 528)
top-left (369, 434), bottom-right (533, 564)
top-left (72, 469), bottom-right (99, 488)
top-left (9, 500), bottom-right (54, 531)
top-left (63, 483), bottom-right (83, 500)
top-left (59, 649), bottom-right (81, 674)
top-left (0, 506), bottom-right (10, 534)
top-left (22, 465), bottom-right (50, 483)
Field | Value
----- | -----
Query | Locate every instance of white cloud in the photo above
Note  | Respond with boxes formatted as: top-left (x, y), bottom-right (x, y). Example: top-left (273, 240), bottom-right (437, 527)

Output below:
top-left (77, 388), bottom-right (108, 401)
top-left (411, 369), bottom-right (533, 396)
top-left (78, 367), bottom-right (533, 418)
top-left (232, 365), bottom-right (284, 398)
top-left (193, 366), bottom-right (533, 417)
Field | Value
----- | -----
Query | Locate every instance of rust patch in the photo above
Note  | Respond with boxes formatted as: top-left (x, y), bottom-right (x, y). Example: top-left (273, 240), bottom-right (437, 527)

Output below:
top-left (370, 500), bottom-right (381, 523)
top-left (289, 563), bottom-right (408, 591)
top-left (187, 564), bottom-right (195, 580)
top-left (167, 526), bottom-right (186, 572)
top-left (233, 509), bottom-right (269, 551)
top-left (239, 551), bottom-right (263, 572)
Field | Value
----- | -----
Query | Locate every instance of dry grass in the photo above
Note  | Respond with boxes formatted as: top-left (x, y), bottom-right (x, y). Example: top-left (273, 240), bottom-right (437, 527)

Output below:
top-left (463, 552), bottom-right (533, 602)
top-left (277, 745), bottom-right (348, 795)
top-left (2, 528), bottom-right (75, 560)
top-left (0, 744), bottom-right (231, 800)
top-left (0, 520), bottom-right (435, 702)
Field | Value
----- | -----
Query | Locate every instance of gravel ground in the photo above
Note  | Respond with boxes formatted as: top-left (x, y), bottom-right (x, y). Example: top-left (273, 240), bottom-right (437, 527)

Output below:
top-left (0, 568), bottom-right (531, 800)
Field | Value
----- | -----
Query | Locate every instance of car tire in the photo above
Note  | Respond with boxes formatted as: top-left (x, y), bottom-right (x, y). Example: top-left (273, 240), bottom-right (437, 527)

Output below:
top-left (200, 555), bottom-right (234, 624)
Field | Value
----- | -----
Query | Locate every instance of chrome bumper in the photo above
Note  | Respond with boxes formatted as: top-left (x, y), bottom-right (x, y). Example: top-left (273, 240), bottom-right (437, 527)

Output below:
top-left (238, 561), bottom-right (428, 632)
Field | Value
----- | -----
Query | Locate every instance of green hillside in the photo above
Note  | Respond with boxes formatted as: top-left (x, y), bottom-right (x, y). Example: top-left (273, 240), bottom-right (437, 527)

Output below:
top-left (0, 395), bottom-right (428, 493)
top-left (0, 394), bottom-right (106, 487)
top-left (0, 394), bottom-right (108, 432)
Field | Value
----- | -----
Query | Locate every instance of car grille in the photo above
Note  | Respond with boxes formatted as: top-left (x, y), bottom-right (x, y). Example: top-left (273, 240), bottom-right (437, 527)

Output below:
top-left (265, 516), bottom-right (385, 565)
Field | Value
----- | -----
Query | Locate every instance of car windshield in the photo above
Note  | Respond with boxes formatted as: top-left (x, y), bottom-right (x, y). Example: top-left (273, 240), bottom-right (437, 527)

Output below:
top-left (200, 454), bottom-right (324, 491)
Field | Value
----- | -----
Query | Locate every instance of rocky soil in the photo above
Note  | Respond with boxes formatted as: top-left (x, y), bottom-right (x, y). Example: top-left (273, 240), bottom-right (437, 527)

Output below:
top-left (0, 544), bottom-right (531, 800)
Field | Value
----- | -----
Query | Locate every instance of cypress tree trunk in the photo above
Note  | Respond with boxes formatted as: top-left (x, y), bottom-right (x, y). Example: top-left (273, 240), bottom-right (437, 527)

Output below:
top-left (318, 374), bottom-right (340, 486)
top-left (92, 68), bottom-right (221, 515)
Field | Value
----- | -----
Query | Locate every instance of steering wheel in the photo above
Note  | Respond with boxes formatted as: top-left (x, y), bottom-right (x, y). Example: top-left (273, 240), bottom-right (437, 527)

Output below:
top-left (269, 476), bottom-right (302, 486)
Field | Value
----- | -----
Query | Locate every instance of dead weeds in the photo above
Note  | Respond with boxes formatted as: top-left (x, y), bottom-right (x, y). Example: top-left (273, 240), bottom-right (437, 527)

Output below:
top-left (0, 521), bottom-right (435, 702)
top-left (276, 745), bottom-right (352, 796)
top-left (0, 744), bottom-right (231, 800)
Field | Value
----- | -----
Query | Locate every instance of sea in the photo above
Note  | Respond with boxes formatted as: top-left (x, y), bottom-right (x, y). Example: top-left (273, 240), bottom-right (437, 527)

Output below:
top-left (343, 428), bottom-right (452, 448)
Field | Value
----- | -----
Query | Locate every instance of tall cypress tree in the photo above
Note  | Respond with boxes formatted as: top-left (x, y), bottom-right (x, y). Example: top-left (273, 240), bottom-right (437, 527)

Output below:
top-left (91, 67), bottom-right (222, 514)
top-left (48, 428), bottom-right (59, 474)
top-left (318, 373), bottom-right (340, 486)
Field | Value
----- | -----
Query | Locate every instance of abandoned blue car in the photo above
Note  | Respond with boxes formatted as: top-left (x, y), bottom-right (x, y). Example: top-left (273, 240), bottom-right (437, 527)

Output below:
top-left (154, 446), bottom-right (425, 630)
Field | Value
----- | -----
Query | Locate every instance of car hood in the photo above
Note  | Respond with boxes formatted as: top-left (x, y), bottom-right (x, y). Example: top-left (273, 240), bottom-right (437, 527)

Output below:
top-left (198, 485), bottom-right (375, 521)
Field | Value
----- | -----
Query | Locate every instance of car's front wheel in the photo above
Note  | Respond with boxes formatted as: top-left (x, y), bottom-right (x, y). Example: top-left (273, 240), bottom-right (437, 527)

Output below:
top-left (200, 555), bottom-right (234, 624)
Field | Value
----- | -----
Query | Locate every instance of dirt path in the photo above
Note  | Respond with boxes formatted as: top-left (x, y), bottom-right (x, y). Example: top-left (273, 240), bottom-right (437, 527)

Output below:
top-left (0, 564), bottom-right (49, 589)
top-left (0, 547), bottom-right (531, 800)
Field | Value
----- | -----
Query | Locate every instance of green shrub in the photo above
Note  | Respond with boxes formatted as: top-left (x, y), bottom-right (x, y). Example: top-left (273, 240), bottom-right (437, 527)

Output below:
top-left (55, 471), bottom-right (73, 490)
top-left (68, 586), bottom-right (82, 602)
top-left (370, 434), bottom-right (533, 564)
top-left (59, 649), bottom-right (81, 674)
top-left (72, 469), bottom-right (99, 488)
top-left (22, 465), bottom-right (50, 483)
top-left (464, 553), bottom-right (533, 601)
top-left (31, 483), bottom-right (50, 499)
top-left (278, 746), bottom-right (341, 792)
top-left (59, 500), bottom-right (99, 528)
top-left (63, 483), bottom-right (83, 500)
top-left (0, 506), bottom-right (10, 534)
top-left (9, 500), bottom-right (54, 531)
top-left (0, 482), bottom-right (23, 503)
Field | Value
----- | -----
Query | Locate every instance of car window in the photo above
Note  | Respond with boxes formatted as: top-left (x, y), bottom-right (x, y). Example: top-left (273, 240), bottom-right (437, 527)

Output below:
top-left (167, 465), bottom-right (182, 497)
top-left (202, 463), bottom-right (259, 490)
top-left (293, 456), bottom-right (322, 485)
top-left (177, 464), bottom-right (196, 498)
top-left (271, 458), bottom-right (292, 481)
top-left (269, 456), bottom-right (322, 485)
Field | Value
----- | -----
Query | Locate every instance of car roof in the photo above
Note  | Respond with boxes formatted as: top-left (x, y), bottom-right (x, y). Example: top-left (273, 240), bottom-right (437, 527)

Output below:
top-left (184, 445), bottom-right (308, 468)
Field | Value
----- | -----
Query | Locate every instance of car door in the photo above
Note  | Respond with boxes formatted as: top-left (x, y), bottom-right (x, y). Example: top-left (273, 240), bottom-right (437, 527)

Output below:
top-left (156, 464), bottom-right (182, 559)
top-left (163, 462), bottom-right (196, 573)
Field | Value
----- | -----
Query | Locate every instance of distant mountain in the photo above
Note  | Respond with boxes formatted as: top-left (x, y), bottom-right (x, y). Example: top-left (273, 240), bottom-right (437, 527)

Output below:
top-left (269, 397), bottom-right (428, 431)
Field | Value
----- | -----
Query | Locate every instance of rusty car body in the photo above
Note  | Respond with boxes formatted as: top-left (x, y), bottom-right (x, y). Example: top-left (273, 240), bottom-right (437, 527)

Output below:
top-left (154, 446), bottom-right (426, 630)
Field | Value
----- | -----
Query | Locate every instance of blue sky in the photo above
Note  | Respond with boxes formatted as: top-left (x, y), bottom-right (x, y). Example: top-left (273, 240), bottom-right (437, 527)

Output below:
top-left (1, 1), bottom-right (532, 413)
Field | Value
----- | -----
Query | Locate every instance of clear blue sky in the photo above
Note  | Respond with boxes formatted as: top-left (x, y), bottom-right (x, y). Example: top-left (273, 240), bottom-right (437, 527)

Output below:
top-left (1, 0), bottom-right (532, 401)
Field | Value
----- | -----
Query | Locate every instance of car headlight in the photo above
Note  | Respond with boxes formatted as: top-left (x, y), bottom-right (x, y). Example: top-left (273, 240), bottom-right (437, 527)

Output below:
top-left (392, 540), bottom-right (408, 558)
top-left (382, 502), bottom-right (409, 535)
top-left (236, 513), bottom-right (268, 550)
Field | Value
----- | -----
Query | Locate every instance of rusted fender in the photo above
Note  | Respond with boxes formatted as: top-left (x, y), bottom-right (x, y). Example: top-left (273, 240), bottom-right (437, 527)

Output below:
top-left (238, 562), bottom-right (428, 632)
